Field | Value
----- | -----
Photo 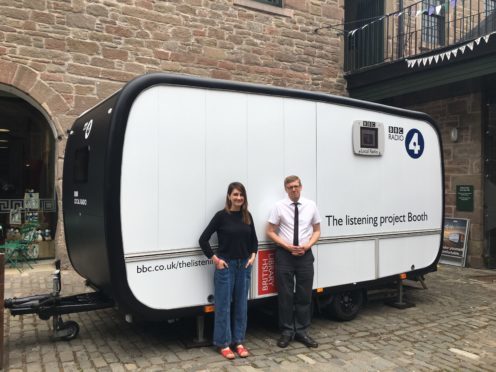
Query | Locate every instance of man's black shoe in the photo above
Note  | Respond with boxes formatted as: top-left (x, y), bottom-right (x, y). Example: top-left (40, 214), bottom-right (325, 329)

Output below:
top-left (294, 334), bottom-right (318, 348)
top-left (277, 334), bottom-right (292, 348)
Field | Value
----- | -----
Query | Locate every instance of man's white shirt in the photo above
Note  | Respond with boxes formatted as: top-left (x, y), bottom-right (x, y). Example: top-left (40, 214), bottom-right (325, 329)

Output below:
top-left (268, 196), bottom-right (321, 246)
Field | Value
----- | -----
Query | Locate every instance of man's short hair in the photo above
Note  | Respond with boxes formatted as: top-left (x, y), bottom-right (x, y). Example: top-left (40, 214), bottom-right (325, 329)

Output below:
top-left (284, 175), bottom-right (301, 187)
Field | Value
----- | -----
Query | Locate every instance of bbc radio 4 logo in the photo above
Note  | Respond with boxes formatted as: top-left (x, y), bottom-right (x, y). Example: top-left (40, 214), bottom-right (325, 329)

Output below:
top-left (388, 126), bottom-right (425, 159)
top-left (388, 126), bottom-right (404, 141)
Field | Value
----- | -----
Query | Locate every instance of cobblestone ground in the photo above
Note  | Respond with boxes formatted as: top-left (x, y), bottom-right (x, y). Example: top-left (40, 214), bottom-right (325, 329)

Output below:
top-left (3, 262), bottom-right (496, 371)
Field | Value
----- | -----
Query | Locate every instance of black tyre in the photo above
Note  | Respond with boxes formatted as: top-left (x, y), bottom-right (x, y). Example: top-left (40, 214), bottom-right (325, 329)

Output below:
top-left (329, 290), bottom-right (364, 321)
top-left (58, 320), bottom-right (80, 341)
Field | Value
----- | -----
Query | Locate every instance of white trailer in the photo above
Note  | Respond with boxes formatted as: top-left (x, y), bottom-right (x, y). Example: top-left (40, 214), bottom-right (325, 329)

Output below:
top-left (58, 73), bottom-right (443, 325)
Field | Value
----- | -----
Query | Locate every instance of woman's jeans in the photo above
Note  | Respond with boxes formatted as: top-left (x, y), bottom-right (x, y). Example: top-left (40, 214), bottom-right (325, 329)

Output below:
top-left (213, 258), bottom-right (252, 348)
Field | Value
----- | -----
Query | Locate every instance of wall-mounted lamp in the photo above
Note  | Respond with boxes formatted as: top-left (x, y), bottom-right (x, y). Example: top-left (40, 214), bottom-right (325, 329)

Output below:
top-left (450, 127), bottom-right (458, 142)
top-left (0, 128), bottom-right (10, 133)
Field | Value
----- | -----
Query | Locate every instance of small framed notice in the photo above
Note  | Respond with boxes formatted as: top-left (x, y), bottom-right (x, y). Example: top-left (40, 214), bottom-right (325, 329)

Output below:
top-left (456, 185), bottom-right (474, 212)
top-left (440, 217), bottom-right (470, 267)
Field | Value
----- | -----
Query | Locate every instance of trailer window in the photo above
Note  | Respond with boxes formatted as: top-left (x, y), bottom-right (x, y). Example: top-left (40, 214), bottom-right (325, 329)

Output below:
top-left (74, 146), bottom-right (89, 183)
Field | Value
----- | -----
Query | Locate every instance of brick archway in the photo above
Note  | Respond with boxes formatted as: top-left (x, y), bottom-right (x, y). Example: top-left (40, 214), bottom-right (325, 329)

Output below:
top-left (0, 60), bottom-right (71, 138)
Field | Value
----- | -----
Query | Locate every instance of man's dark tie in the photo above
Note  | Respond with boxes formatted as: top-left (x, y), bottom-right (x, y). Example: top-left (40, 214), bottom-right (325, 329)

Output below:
top-left (293, 202), bottom-right (299, 246)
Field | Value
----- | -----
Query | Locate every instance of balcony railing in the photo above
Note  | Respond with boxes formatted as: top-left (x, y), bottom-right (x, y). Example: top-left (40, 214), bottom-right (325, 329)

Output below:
top-left (345, 0), bottom-right (496, 73)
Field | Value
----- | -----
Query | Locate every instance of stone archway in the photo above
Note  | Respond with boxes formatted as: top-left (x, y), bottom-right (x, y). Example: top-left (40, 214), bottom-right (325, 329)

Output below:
top-left (0, 60), bottom-right (72, 264)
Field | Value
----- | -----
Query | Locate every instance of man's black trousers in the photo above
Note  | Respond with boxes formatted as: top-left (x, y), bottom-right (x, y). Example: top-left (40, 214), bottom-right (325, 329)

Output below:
top-left (276, 248), bottom-right (314, 337)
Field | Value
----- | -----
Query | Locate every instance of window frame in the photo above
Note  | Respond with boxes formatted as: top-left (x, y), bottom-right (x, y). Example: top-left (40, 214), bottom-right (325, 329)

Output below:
top-left (233, 0), bottom-right (293, 17)
top-left (421, 0), bottom-right (446, 48)
top-left (252, 0), bottom-right (283, 7)
top-left (486, 0), bottom-right (496, 13)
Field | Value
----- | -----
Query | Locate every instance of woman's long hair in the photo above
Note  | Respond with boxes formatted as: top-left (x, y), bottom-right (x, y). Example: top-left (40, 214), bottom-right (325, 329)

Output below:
top-left (224, 182), bottom-right (251, 225)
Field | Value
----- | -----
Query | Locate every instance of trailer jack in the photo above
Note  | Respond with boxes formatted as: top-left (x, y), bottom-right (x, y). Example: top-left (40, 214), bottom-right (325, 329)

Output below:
top-left (52, 315), bottom-right (80, 341)
top-left (385, 279), bottom-right (415, 309)
top-left (4, 260), bottom-right (114, 341)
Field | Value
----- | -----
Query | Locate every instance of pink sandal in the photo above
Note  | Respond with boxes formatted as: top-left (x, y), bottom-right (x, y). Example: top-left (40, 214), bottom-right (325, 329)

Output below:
top-left (236, 344), bottom-right (249, 358)
top-left (220, 347), bottom-right (235, 360)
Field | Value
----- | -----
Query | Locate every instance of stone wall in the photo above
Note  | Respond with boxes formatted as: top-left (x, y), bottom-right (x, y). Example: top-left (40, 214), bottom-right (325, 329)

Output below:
top-left (1, 0), bottom-right (345, 106)
top-left (0, 0), bottom-right (345, 263)
top-left (407, 93), bottom-right (484, 268)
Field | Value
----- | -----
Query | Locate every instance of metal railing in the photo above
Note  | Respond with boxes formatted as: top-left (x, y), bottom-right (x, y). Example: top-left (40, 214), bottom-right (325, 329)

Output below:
top-left (345, 0), bottom-right (496, 73)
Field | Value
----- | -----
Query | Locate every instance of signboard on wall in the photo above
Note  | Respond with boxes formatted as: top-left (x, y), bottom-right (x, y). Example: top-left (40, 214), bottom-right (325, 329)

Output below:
top-left (456, 185), bottom-right (474, 212)
top-left (440, 217), bottom-right (470, 267)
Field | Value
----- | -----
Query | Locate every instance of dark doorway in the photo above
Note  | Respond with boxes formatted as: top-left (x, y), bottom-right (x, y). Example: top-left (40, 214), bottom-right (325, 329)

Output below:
top-left (0, 89), bottom-right (57, 259)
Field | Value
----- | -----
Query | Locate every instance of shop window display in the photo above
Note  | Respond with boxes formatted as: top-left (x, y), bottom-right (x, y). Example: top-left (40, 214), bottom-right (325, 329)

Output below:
top-left (0, 91), bottom-right (56, 259)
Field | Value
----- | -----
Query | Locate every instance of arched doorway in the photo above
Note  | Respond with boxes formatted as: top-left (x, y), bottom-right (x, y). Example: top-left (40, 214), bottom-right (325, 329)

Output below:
top-left (0, 85), bottom-right (57, 259)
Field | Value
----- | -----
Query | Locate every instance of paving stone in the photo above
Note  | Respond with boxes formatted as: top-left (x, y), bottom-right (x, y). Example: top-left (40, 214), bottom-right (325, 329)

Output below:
top-left (102, 353), bottom-right (119, 363)
top-left (25, 362), bottom-right (43, 372)
top-left (296, 353), bottom-right (315, 364)
top-left (370, 356), bottom-right (398, 369)
top-left (236, 366), bottom-right (259, 372)
top-left (93, 357), bottom-right (108, 368)
top-left (59, 351), bottom-right (74, 363)
top-left (25, 352), bottom-right (41, 364)
top-left (109, 363), bottom-right (126, 372)
top-left (96, 367), bottom-right (112, 372)
top-left (78, 359), bottom-right (94, 369)
top-left (62, 361), bottom-right (85, 372)
top-left (164, 353), bottom-right (181, 363)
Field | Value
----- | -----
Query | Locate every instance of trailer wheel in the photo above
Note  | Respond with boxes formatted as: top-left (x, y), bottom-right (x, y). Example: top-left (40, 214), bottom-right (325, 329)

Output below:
top-left (58, 320), bottom-right (80, 341)
top-left (329, 290), bottom-right (364, 321)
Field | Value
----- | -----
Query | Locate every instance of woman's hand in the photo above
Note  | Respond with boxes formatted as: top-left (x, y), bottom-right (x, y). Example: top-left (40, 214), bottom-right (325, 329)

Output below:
top-left (213, 255), bottom-right (228, 269)
top-left (245, 253), bottom-right (256, 268)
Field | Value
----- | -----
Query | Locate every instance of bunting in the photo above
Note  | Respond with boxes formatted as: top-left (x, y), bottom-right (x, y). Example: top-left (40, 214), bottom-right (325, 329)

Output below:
top-left (405, 31), bottom-right (495, 68)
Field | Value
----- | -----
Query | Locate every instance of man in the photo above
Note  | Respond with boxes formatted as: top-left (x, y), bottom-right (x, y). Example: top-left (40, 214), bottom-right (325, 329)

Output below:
top-left (267, 175), bottom-right (321, 348)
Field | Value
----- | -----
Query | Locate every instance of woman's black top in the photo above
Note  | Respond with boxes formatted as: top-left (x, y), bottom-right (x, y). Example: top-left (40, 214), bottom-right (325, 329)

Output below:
top-left (199, 210), bottom-right (258, 260)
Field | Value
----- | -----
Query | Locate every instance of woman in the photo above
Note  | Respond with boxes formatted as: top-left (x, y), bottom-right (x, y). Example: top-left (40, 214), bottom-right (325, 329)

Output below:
top-left (199, 182), bottom-right (258, 360)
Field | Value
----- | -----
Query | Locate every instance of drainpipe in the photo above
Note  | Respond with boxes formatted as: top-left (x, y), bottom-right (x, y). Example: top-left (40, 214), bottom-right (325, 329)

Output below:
top-left (397, 0), bottom-right (404, 58)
